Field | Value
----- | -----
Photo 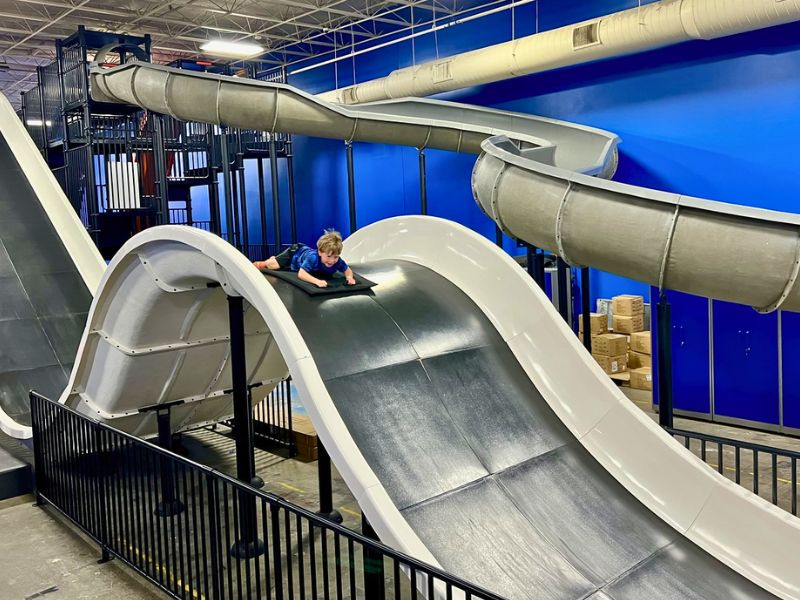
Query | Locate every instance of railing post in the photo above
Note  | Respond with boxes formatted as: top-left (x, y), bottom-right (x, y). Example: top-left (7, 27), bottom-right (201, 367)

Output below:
top-left (29, 392), bottom-right (46, 507)
top-left (257, 158), bottom-right (269, 257)
top-left (206, 474), bottom-right (224, 599)
top-left (361, 514), bottom-right (385, 600)
top-left (657, 291), bottom-right (674, 428)
top-left (228, 294), bottom-right (265, 558)
top-left (93, 426), bottom-right (113, 563)
top-left (316, 441), bottom-right (342, 524)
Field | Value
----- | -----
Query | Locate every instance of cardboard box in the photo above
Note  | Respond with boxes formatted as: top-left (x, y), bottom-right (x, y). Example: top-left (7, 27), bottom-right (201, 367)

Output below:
top-left (592, 333), bottom-right (628, 357)
top-left (613, 314), bottom-right (644, 334)
top-left (630, 331), bottom-right (651, 355)
top-left (630, 367), bottom-right (653, 390)
top-left (628, 350), bottom-right (652, 369)
top-left (612, 295), bottom-right (644, 316)
top-left (578, 313), bottom-right (608, 336)
top-left (291, 415), bottom-right (318, 462)
top-left (593, 353), bottom-right (627, 374)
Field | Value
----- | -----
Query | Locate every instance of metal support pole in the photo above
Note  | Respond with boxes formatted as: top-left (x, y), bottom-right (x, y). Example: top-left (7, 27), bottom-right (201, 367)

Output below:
top-left (257, 158), bottom-right (268, 257)
top-left (269, 136), bottom-right (282, 252)
top-left (220, 130), bottom-right (235, 245)
top-left (495, 226), bottom-right (503, 248)
top-left (155, 408), bottom-right (184, 517)
top-left (361, 514), bottom-right (386, 600)
top-left (581, 267), bottom-right (592, 353)
top-left (316, 441), bottom-right (342, 523)
top-left (152, 116), bottom-right (169, 225)
top-left (209, 170), bottom-right (222, 236)
top-left (418, 148), bottom-right (428, 215)
top-left (657, 292), bottom-right (674, 429)
top-left (286, 139), bottom-right (298, 244)
top-left (556, 257), bottom-right (570, 323)
top-left (346, 140), bottom-right (357, 234)
top-left (230, 163), bottom-right (241, 248)
top-left (228, 295), bottom-right (264, 558)
top-left (532, 247), bottom-right (546, 290)
top-left (237, 155), bottom-right (249, 254)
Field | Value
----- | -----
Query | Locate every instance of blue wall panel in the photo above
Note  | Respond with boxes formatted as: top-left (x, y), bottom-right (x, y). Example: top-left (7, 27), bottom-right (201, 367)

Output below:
top-left (781, 311), bottom-right (800, 430)
top-left (712, 301), bottom-right (779, 426)
top-left (651, 289), bottom-right (711, 415)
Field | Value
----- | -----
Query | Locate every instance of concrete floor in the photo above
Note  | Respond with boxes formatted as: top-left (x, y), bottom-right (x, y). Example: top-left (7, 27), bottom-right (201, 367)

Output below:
top-left (4, 387), bottom-right (800, 599)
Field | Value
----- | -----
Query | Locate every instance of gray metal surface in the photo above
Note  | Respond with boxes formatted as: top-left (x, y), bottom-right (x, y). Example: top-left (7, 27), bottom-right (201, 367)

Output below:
top-left (0, 133), bottom-right (91, 427)
top-left (267, 260), bottom-right (775, 599)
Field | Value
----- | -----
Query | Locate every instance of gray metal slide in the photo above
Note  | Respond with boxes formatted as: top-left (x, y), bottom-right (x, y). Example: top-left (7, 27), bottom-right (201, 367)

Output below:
top-left (0, 131), bottom-right (92, 431)
top-left (266, 259), bottom-right (774, 599)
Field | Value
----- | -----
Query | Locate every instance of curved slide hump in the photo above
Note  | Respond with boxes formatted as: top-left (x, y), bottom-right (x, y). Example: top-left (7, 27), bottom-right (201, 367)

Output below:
top-left (39, 217), bottom-right (800, 598)
top-left (0, 93), bottom-right (105, 439)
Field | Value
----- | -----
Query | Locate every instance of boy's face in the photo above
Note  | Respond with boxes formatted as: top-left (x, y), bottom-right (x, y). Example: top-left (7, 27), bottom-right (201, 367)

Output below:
top-left (318, 250), bottom-right (340, 268)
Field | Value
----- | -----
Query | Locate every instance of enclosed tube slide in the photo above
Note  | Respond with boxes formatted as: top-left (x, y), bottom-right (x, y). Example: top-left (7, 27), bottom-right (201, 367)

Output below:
top-left (91, 61), bottom-right (800, 313)
top-left (47, 218), bottom-right (800, 599)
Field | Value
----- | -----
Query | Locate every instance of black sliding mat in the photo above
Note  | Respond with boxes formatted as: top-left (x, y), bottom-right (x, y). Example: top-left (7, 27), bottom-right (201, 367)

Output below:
top-left (264, 269), bottom-right (376, 296)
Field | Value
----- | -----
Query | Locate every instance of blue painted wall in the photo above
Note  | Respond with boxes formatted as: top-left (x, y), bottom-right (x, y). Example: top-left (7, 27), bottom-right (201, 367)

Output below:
top-left (189, 2), bottom-right (800, 428)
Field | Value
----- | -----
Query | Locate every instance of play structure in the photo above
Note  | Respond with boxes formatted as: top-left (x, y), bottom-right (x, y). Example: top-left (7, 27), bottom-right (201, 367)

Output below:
top-left (2, 57), bottom-right (800, 598)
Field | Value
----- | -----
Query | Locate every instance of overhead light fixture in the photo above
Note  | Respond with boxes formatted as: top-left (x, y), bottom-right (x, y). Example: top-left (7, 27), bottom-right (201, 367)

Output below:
top-left (26, 119), bottom-right (52, 127)
top-left (200, 40), bottom-right (264, 58)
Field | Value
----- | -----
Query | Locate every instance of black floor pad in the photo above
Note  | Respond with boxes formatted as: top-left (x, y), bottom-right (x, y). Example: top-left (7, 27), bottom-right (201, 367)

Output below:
top-left (264, 269), bottom-right (377, 296)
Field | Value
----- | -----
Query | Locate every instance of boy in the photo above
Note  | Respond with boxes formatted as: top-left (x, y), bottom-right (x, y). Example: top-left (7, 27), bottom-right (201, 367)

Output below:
top-left (253, 230), bottom-right (356, 288)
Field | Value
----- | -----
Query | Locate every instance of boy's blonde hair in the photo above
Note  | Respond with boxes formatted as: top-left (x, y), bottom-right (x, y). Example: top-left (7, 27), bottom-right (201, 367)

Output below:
top-left (317, 229), bottom-right (343, 255)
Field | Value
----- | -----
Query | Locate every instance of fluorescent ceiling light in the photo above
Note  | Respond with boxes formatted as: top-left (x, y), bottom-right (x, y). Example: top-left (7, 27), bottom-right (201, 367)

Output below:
top-left (26, 119), bottom-right (52, 127)
top-left (200, 40), bottom-right (263, 58)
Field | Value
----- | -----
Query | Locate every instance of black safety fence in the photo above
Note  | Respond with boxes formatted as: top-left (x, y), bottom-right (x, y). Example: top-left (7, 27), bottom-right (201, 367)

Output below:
top-left (225, 378), bottom-right (295, 455)
top-left (667, 427), bottom-right (800, 516)
top-left (30, 391), bottom-right (505, 600)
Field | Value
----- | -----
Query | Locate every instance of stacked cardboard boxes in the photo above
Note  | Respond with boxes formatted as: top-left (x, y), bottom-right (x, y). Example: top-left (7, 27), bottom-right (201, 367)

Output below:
top-left (591, 333), bottom-right (628, 374)
top-left (291, 414), bottom-right (318, 461)
top-left (611, 295), bottom-right (645, 335)
top-left (628, 331), bottom-right (652, 390)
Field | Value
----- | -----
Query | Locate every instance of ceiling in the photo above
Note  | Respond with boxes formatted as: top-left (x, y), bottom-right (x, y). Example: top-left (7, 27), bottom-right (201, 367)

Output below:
top-left (0, 0), bottom-right (479, 109)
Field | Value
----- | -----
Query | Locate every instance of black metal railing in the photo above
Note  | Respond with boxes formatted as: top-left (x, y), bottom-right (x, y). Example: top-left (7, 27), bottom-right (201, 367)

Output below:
top-left (30, 391), bottom-right (505, 600)
top-left (667, 427), bottom-right (800, 516)
top-left (225, 379), bottom-right (295, 454)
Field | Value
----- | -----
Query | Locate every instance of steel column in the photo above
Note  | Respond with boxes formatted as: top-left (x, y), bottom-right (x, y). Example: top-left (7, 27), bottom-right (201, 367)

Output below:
top-left (346, 140), bottom-right (357, 234)
top-left (657, 291), bottom-right (674, 428)
top-left (316, 441), bottom-right (343, 523)
top-left (418, 148), bottom-right (428, 215)
top-left (269, 136), bottom-right (282, 252)
top-left (227, 295), bottom-right (264, 558)
top-left (581, 267), bottom-right (592, 352)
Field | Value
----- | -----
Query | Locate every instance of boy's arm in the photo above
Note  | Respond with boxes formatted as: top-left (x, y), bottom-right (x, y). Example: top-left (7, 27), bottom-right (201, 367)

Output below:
top-left (344, 266), bottom-right (356, 285)
top-left (298, 268), bottom-right (327, 288)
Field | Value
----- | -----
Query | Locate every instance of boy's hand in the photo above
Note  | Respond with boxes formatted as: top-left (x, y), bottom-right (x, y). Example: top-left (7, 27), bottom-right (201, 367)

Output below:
top-left (315, 280), bottom-right (328, 288)
top-left (346, 276), bottom-right (356, 285)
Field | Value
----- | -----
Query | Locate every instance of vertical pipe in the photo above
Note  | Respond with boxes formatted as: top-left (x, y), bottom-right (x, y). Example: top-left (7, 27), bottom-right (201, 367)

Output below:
top-left (237, 155), bottom-right (249, 254)
top-left (657, 291), bottom-right (674, 429)
top-left (257, 158), bottom-right (268, 257)
top-left (269, 136), bottom-right (282, 253)
top-left (155, 409), bottom-right (183, 517)
top-left (230, 163), bottom-right (241, 248)
top-left (418, 148), bottom-right (428, 215)
top-left (152, 116), bottom-right (169, 225)
top-left (220, 130), bottom-right (235, 244)
top-left (316, 441), bottom-right (342, 523)
top-left (581, 267), bottom-right (592, 353)
top-left (346, 140), bottom-right (357, 234)
top-left (227, 295), bottom-right (264, 558)
top-left (286, 139), bottom-right (298, 244)
top-left (556, 257), bottom-right (570, 323)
